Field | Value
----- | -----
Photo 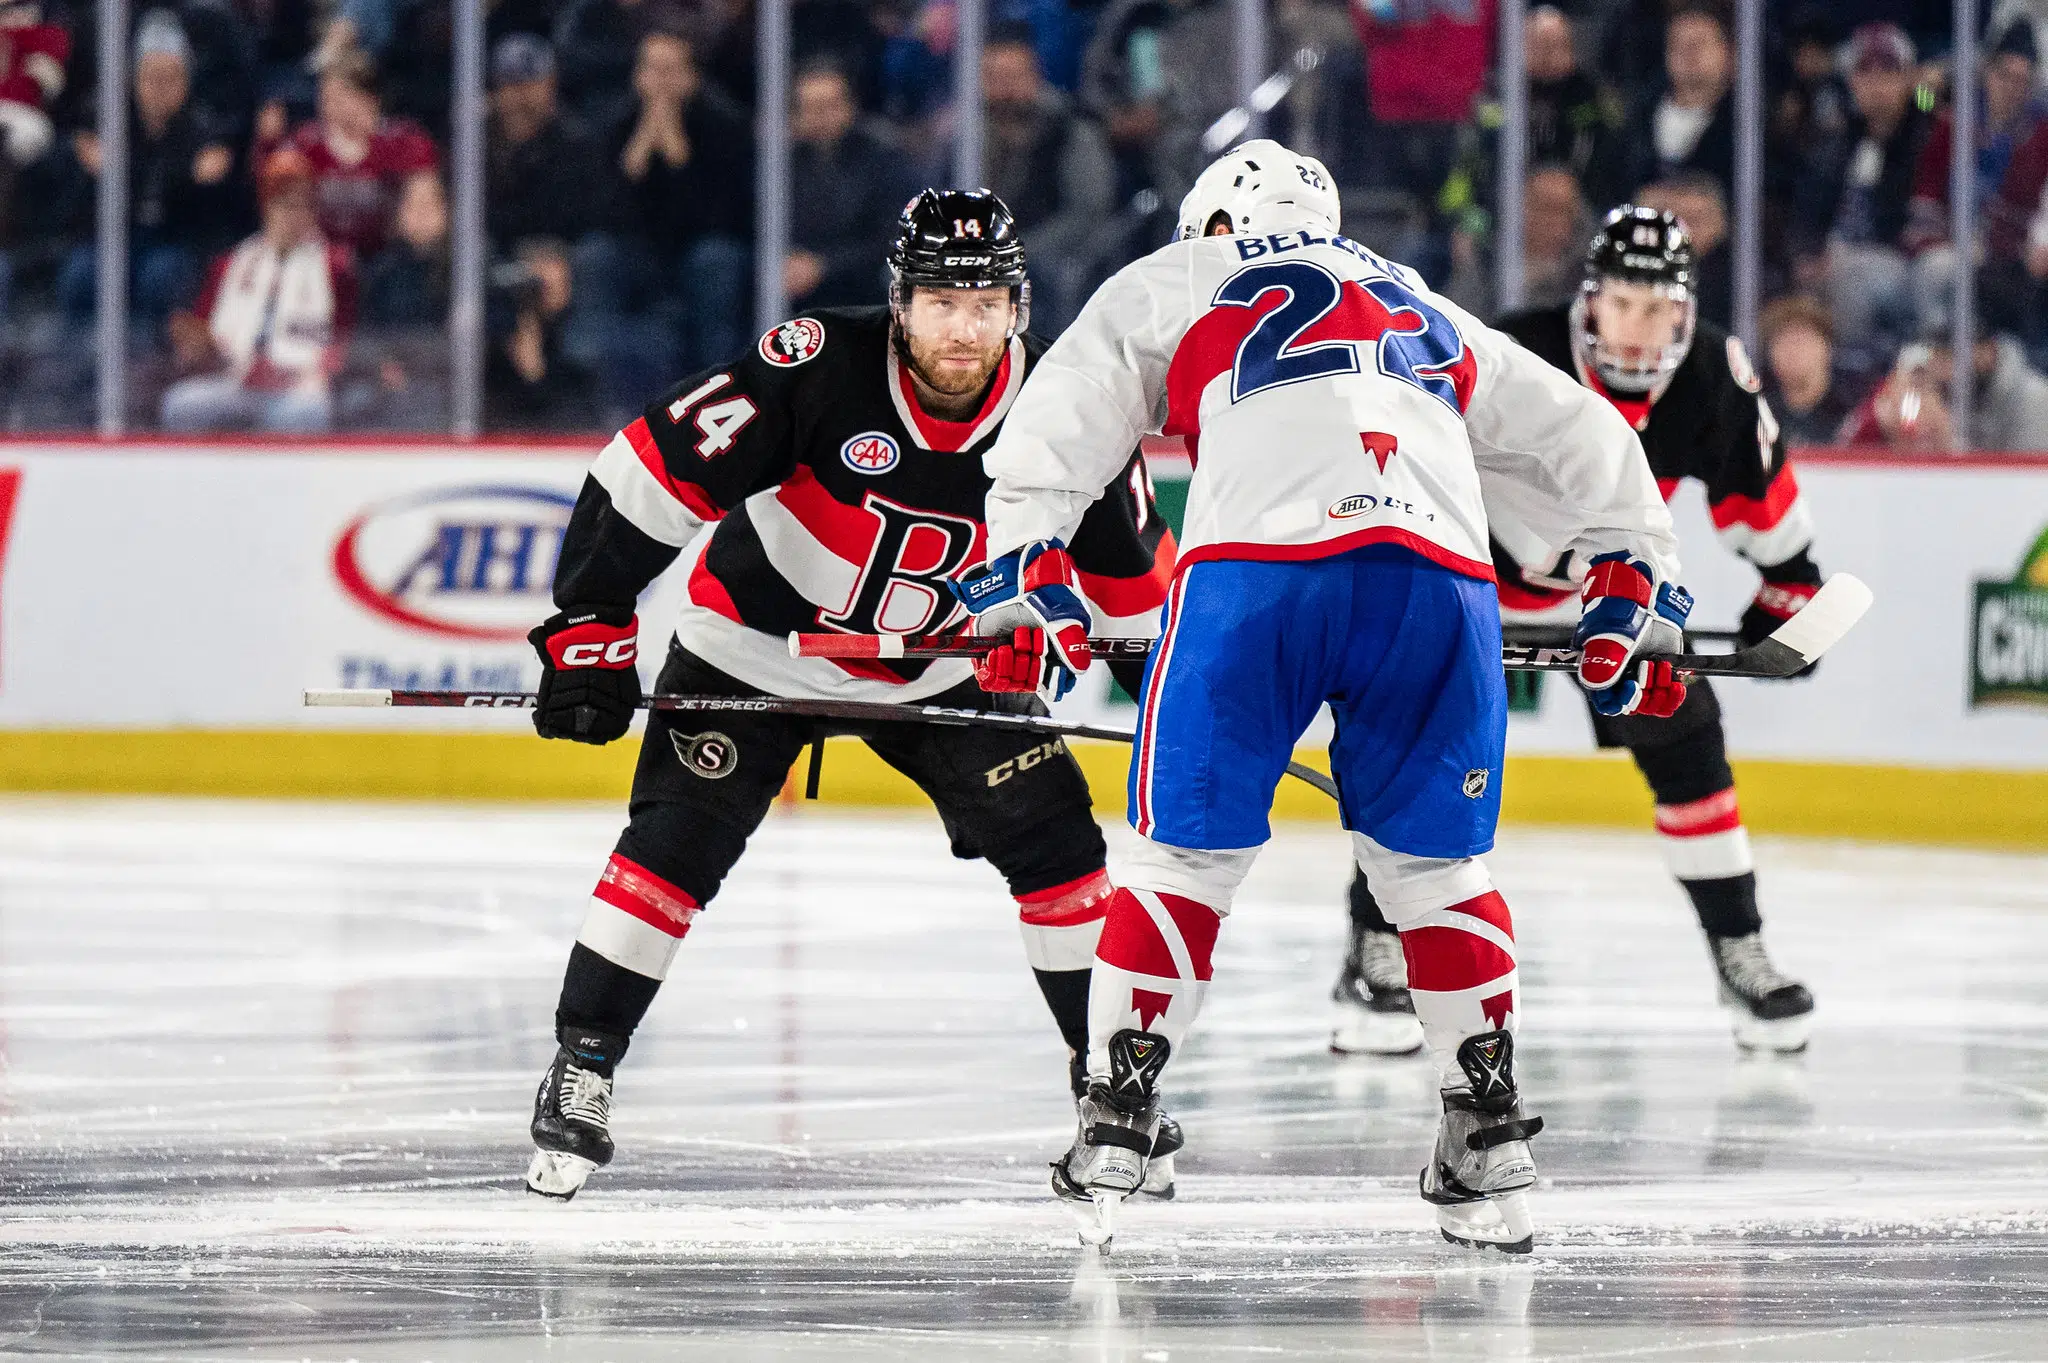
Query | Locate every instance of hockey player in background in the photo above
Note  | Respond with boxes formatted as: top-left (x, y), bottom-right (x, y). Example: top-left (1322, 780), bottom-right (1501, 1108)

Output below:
top-left (952, 140), bottom-right (1689, 1252)
top-left (520, 189), bottom-right (1183, 1201)
top-left (1332, 208), bottom-right (1819, 1060)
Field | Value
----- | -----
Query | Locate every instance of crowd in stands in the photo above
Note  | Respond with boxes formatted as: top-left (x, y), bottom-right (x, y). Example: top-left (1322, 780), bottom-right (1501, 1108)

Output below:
top-left (0, 0), bottom-right (2046, 447)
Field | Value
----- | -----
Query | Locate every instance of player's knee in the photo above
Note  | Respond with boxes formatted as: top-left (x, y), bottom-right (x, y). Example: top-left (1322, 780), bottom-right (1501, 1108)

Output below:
top-left (1112, 837), bottom-right (1257, 916)
top-left (1016, 868), bottom-right (1114, 972)
top-left (1349, 832), bottom-right (1495, 928)
top-left (1630, 719), bottom-right (1735, 807)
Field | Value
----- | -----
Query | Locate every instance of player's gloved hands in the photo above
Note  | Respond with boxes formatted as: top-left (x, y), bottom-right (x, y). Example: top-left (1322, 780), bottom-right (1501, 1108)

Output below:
top-left (1740, 579), bottom-right (1821, 679)
top-left (1573, 551), bottom-right (1693, 718)
top-left (949, 539), bottom-right (1093, 702)
top-left (529, 606), bottom-right (642, 743)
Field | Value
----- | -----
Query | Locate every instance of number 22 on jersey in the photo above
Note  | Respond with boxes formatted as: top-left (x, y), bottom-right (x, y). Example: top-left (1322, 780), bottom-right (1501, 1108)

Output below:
top-left (1166, 258), bottom-right (1477, 432)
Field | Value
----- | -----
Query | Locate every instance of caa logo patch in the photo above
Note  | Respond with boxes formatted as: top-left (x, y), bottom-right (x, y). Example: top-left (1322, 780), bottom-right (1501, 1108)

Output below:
top-left (841, 431), bottom-right (901, 474)
top-left (1329, 494), bottom-right (1379, 520)
top-left (333, 484), bottom-right (572, 641)
top-left (759, 316), bottom-right (826, 367)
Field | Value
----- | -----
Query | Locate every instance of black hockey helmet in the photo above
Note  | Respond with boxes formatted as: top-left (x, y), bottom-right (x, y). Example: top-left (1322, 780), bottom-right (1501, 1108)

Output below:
top-left (887, 188), bottom-right (1030, 330)
top-left (1572, 205), bottom-right (1698, 392)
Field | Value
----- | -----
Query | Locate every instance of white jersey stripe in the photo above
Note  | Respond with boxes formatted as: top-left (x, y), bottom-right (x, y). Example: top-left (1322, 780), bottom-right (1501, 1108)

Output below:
top-left (591, 431), bottom-right (706, 547)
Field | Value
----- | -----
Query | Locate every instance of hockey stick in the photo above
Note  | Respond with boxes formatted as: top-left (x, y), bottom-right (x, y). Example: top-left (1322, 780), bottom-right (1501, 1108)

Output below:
top-left (787, 573), bottom-right (1873, 681)
top-left (1501, 623), bottom-right (1741, 649)
top-left (301, 688), bottom-right (1344, 802)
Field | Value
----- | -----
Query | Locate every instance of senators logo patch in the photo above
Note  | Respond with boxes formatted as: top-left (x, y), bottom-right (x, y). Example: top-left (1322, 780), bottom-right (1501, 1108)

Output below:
top-left (672, 730), bottom-right (739, 779)
top-left (759, 317), bottom-right (826, 367)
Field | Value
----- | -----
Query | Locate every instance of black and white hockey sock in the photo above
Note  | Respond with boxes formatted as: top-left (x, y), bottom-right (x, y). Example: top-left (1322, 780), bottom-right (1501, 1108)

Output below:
top-left (556, 851), bottom-right (705, 1041)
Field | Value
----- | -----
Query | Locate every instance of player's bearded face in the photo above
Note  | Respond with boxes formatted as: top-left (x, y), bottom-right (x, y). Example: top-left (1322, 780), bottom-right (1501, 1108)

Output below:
top-left (901, 286), bottom-right (1016, 396)
top-left (1588, 281), bottom-right (1686, 369)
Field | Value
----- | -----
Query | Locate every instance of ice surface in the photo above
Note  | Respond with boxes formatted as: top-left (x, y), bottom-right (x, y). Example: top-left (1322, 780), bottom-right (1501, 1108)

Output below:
top-left (4, 797), bottom-right (2048, 1360)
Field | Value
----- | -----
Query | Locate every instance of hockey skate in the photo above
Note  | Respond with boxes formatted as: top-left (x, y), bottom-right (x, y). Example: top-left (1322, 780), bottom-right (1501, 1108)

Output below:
top-left (525, 1023), bottom-right (626, 1200)
top-left (1419, 1030), bottom-right (1544, 1254)
top-left (1052, 1029), bottom-right (1169, 1247)
top-left (1069, 1049), bottom-right (1183, 1199)
top-left (1330, 926), bottom-right (1425, 1056)
top-left (1709, 932), bottom-right (1814, 1054)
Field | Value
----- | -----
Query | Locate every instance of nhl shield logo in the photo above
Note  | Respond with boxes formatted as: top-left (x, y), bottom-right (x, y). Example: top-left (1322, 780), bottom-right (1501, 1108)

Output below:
top-left (1462, 768), bottom-right (1490, 799)
top-left (672, 730), bottom-right (739, 779)
top-left (758, 316), bottom-right (826, 367)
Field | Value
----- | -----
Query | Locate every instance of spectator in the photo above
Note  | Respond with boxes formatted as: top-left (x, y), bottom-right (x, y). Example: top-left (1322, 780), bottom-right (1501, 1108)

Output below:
top-left (1841, 316), bottom-right (2048, 452)
top-left (1620, 2), bottom-right (1735, 203)
top-left (256, 49), bottom-right (440, 260)
top-left (487, 35), bottom-right (604, 250)
top-left (1905, 22), bottom-right (2047, 325)
top-left (1523, 6), bottom-right (1624, 208)
top-left (590, 26), bottom-right (751, 396)
top-left (1348, 0), bottom-right (1493, 206)
top-left (1759, 295), bottom-right (1857, 444)
top-left (1801, 23), bottom-right (1929, 366)
top-left (552, 0), bottom-right (658, 120)
top-left (160, 148), bottom-right (355, 433)
top-left (57, 11), bottom-right (241, 330)
top-left (485, 237), bottom-right (600, 431)
top-left (1775, 7), bottom-right (1851, 154)
top-left (1637, 172), bottom-right (1732, 328)
top-left (1445, 163), bottom-right (1588, 320)
top-left (0, 0), bottom-right (70, 169)
top-left (784, 61), bottom-right (913, 310)
top-left (980, 24), bottom-right (1114, 332)
top-left (1079, 0), bottom-right (1238, 208)
top-left (356, 169), bottom-right (451, 428)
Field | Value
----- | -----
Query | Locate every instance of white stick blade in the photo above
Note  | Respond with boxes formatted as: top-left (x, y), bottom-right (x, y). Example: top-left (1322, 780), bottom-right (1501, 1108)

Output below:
top-left (1772, 572), bottom-right (1874, 665)
top-left (303, 689), bottom-right (393, 707)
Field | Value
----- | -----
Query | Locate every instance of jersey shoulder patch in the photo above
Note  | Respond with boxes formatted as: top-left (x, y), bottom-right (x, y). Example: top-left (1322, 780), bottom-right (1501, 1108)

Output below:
top-left (759, 316), bottom-right (829, 368)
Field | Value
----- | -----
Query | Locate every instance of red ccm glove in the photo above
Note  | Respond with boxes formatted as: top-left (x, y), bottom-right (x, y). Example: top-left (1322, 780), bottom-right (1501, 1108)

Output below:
top-left (975, 626), bottom-right (1052, 694)
top-left (529, 606), bottom-right (642, 743)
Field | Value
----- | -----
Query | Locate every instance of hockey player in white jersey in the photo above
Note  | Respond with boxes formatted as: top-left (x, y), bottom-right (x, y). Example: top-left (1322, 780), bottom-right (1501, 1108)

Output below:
top-left (948, 141), bottom-right (1692, 1252)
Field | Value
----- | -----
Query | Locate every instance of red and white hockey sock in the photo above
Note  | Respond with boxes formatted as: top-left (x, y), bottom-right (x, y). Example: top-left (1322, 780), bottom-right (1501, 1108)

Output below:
top-left (1399, 889), bottom-right (1520, 1088)
top-left (1654, 787), bottom-right (1753, 881)
top-left (1017, 869), bottom-right (1114, 972)
top-left (1086, 886), bottom-right (1223, 1078)
top-left (574, 852), bottom-right (702, 982)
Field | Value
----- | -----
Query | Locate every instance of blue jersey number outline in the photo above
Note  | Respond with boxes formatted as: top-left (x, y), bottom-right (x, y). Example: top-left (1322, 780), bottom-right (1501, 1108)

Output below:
top-left (1215, 260), bottom-right (1360, 402)
top-left (1212, 258), bottom-right (1470, 414)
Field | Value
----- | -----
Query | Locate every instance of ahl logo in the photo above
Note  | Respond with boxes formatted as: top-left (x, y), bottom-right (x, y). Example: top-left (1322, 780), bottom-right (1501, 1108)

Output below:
top-left (1329, 493), bottom-right (1379, 520)
top-left (841, 431), bottom-right (901, 474)
top-left (1971, 524), bottom-right (2048, 708)
top-left (332, 484), bottom-right (572, 641)
top-left (759, 316), bottom-right (826, 367)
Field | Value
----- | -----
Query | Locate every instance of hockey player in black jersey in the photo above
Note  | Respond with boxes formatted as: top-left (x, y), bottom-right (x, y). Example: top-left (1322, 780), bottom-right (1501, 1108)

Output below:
top-left (1333, 206), bottom-right (1820, 1056)
top-left (522, 189), bottom-right (1184, 1199)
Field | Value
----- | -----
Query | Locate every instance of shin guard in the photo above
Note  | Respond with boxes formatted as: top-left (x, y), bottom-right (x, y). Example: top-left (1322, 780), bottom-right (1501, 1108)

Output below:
top-left (1086, 887), bottom-right (1223, 1077)
top-left (1398, 890), bottom-right (1520, 1087)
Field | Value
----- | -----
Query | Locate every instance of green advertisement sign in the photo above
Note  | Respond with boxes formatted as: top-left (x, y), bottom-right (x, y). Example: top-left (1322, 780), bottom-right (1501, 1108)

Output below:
top-left (1971, 525), bottom-right (2048, 708)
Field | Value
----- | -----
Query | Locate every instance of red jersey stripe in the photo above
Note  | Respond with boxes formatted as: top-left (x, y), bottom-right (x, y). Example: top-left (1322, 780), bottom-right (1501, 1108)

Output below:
top-left (623, 418), bottom-right (724, 523)
top-left (773, 463), bottom-right (877, 566)
top-left (1175, 525), bottom-right (1496, 583)
top-left (1710, 464), bottom-right (1802, 532)
top-left (1079, 528), bottom-right (1177, 617)
top-left (687, 552), bottom-right (743, 622)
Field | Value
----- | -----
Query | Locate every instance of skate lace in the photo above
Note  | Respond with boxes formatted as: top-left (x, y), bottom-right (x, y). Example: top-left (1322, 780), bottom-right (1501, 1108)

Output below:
top-left (1714, 934), bottom-right (1791, 998)
top-left (559, 1064), bottom-right (611, 1131)
top-left (1358, 931), bottom-right (1409, 992)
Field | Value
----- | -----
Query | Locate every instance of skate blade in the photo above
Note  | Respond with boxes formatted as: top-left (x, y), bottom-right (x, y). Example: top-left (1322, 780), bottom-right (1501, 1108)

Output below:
top-left (1330, 1000), bottom-right (1425, 1057)
top-left (1071, 1190), bottom-right (1125, 1248)
top-left (1137, 1151), bottom-right (1176, 1200)
top-left (1436, 1189), bottom-right (1534, 1255)
top-left (525, 1148), bottom-right (597, 1201)
top-left (1728, 1006), bottom-right (1812, 1055)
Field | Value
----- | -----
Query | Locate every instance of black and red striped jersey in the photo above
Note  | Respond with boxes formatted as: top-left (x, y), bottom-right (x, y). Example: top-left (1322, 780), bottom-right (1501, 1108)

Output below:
top-left (553, 306), bottom-right (1178, 701)
top-left (1488, 306), bottom-right (1821, 612)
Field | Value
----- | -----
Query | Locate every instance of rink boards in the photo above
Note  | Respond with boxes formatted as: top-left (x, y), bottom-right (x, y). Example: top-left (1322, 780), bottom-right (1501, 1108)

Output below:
top-left (0, 440), bottom-right (2042, 844)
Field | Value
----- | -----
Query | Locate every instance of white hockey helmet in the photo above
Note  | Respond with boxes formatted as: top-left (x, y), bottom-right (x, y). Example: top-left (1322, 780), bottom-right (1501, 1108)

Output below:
top-left (1175, 139), bottom-right (1340, 241)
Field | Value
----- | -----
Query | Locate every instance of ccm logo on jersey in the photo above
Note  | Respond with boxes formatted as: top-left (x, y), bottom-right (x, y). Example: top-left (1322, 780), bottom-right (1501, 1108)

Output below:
top-left (986, 738), bottom-right (1067, 786)
top-left (841, 432), bottom-right (901, 474)
top-left (559, 638), bottom-right (637, 667)
top-left (759, 317), bottom-right (826, 367)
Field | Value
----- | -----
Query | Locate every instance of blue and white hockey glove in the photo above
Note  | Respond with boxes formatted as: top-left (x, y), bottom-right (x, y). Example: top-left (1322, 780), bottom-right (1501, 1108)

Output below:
top-left (949, 539), bottom-right (1093, 702)
top-left (1573, 551), bottom-right (1693, 718)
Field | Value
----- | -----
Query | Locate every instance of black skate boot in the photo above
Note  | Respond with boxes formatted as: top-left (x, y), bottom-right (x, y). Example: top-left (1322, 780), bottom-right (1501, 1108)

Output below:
top-left (1709, 932), bottom-right (1814, 1053)
top-left (1419, 1030), bottom-right (1545, 1254)
top-left (1069, 1048), bottom-right (1183, 1199)
top-left (1053, 1029), bottom-right (1169, 1246)
top-left (1330, 925), bottom-right (1424, 1056)
top-left (525, 1023), bottom-right (627, 1200)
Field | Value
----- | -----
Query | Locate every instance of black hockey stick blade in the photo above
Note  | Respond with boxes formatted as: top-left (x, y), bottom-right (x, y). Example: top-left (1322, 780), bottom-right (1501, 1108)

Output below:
top-left (300, 687), bottom-right (1343, 802)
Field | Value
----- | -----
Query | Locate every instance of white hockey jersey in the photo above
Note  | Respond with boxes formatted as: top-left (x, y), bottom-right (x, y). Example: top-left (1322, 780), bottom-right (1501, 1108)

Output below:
top-left (984, 221), bottom-right (1681, 588)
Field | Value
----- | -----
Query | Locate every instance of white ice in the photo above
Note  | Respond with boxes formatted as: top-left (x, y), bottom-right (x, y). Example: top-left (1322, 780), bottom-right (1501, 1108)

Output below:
top-left (4, 796), bottom-right (2048, 1360)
